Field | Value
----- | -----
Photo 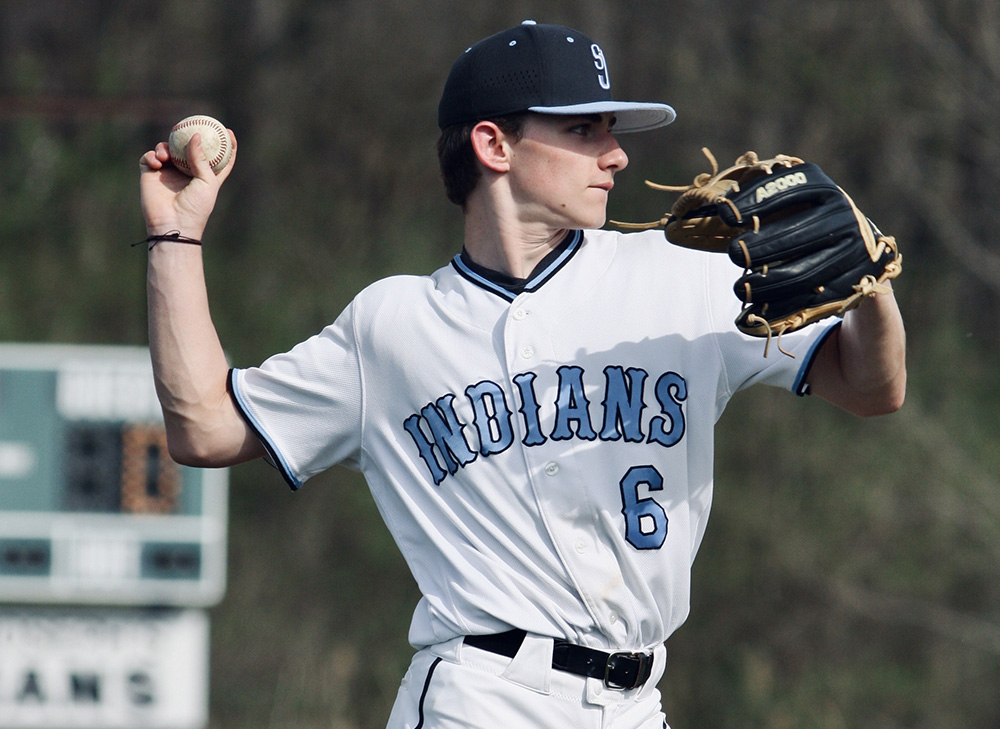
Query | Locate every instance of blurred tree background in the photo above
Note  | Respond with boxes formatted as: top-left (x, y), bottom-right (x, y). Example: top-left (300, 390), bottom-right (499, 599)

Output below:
top-left (1, 0), bottom-right (998, 727)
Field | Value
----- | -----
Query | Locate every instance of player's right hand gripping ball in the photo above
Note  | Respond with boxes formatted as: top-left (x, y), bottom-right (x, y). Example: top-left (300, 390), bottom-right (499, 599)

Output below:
top-left (613, 149), bottom-right (902, 355)
top-left (168, 115), bottom-right (233, 176)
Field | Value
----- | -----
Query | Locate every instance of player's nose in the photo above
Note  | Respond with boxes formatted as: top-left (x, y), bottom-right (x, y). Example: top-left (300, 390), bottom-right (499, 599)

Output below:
top-left (600, 138), bottom-right (629, 173)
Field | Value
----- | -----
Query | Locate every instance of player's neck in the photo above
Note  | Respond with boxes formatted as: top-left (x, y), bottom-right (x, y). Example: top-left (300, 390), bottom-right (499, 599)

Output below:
top-left (463, 226), bottom-right (568, 280)
top-left (463, 199), bottom-right (569, 279)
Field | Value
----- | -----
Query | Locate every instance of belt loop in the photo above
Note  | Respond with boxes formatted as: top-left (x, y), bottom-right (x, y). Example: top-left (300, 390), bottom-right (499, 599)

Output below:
top-left (499, 633), bottom-right (553, 694)
top-left (636, 643), bottom-right (667, 700)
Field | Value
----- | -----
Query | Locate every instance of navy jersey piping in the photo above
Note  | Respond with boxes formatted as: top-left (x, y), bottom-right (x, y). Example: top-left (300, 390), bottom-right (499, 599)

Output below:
top-left (414, 657), bottom-right (443, 728)
top-left (793, 320), bottom-right (842, 396)
top-left (451, 229), bottom-right (583, 301)
top-left (227, 368), bottom-right (303, 490)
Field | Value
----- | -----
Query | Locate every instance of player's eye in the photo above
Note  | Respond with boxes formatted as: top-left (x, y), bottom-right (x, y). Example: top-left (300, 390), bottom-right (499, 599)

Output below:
top-left (568, 115), bottom-right (616, 136)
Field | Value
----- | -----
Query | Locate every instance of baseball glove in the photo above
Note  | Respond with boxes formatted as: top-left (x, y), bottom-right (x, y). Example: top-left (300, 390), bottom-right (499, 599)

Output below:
top-left (612, 148), bottom-right (902, 356)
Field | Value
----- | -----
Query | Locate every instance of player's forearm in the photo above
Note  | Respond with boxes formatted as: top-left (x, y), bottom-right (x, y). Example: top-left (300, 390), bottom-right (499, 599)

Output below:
top-left (830, 287), bottom-right (907, 415)
top-left (146, 243), bottom-right (248, 466)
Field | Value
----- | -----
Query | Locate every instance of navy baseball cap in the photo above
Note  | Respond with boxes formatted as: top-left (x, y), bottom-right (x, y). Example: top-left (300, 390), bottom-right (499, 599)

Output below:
top-left (438, 20), bottom-right (676, 133)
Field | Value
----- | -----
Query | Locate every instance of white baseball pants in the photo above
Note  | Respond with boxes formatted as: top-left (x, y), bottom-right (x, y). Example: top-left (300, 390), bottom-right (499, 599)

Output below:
top-left (386, 634), bottom-right (669, 729)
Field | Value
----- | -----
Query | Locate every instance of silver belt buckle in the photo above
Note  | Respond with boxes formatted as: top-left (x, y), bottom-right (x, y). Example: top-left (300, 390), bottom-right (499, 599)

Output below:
top-left (603, 651), bottom-right (651, 690)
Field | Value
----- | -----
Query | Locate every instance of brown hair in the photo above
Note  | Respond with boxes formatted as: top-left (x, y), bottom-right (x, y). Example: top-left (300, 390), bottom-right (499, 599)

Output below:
top-left (436, 114), bottom-right (527, 209)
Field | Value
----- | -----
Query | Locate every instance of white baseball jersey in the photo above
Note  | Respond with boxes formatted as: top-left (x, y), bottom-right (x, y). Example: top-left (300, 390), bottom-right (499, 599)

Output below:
top-left (229, 228), bottom-right (836, 652)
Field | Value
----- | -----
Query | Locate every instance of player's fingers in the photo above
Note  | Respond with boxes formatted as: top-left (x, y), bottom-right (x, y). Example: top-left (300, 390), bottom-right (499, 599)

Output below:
top-left (140, 142), bottom-right (173, 170)
top-left (184, 133), bottom-right (216, 181)
top-left (139, 149), bottom-right (162, 172)
top-left (213, 130), bottom-right (238, 183)
top-left (140, 143), bottom-right (172, 172)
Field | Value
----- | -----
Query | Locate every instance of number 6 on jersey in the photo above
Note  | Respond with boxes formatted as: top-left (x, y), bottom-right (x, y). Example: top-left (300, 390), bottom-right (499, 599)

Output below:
top-left (619, 465), bottom-right (668, 550)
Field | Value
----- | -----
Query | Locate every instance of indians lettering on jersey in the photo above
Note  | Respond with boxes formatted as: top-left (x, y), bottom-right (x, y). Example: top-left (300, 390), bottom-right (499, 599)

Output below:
top-left (403, 365), bottom-right (687, 485)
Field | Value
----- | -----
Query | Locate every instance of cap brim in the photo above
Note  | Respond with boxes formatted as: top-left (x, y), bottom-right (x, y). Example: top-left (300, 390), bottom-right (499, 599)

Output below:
top-left (528, 101), bottom-right (676, 132)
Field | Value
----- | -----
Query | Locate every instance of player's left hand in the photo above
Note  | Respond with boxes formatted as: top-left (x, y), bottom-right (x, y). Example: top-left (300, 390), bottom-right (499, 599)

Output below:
top-left (612, 148), bottom-right (902, 355)
top-left (722, 160), bottom-right (900, 348)
top-left (139, 130), bottom-right (237, 241)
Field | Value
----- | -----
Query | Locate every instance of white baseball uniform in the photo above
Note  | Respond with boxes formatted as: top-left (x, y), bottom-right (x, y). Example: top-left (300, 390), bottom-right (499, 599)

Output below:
top-left (228, 227), bottom-right (837, 728)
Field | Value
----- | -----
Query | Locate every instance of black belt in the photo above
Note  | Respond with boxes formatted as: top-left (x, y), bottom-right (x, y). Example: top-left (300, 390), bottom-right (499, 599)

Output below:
top-left (464, 629), bottom-right (654, 690)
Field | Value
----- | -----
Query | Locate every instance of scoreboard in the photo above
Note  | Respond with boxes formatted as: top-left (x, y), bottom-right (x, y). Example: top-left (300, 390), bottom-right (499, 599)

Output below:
top-left (0, 344), bottom-right (228, 607)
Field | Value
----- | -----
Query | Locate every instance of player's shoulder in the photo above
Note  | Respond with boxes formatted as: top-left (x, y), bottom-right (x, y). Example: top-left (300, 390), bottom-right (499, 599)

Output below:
top-left (357, 272), bottom-right (435, 296)
top-left (586, 227), bottom-right (715, 270)
top-left (351, 273), bottom-right (437, 316)
top-left (586, 228), bottom-right (742, 313)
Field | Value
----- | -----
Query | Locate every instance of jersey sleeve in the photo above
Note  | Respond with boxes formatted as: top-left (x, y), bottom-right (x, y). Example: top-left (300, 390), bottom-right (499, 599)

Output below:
top-left (704, 252), bottom-right (839, 400)
top-left (228, 302), bottom-right (364, 489)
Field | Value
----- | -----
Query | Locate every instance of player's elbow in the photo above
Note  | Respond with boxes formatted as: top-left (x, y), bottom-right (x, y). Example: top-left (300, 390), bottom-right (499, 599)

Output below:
top-left (162, 414), bottom-right (240, 468)
top-left (850, 372), bottom-right (907, 417)
top-left (165, 428), bottom-right (218, 468)
top-left (157, 387), bottom-right (257, 467)
top-left (855, 392), bottom-right (905, 418)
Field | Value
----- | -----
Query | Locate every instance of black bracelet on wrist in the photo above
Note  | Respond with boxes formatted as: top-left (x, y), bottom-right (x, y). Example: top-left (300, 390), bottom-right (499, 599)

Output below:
top-left (134, 231), bottom-right (203, 250)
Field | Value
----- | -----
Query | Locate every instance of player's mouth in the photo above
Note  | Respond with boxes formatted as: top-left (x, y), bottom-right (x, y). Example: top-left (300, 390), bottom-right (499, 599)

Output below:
top-left (591, 181), bottom-right (614, 192)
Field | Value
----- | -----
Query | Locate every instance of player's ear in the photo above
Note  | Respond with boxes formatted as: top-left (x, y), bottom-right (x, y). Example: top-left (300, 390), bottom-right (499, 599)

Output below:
top-left (470, 121), bottom-right (512, 173)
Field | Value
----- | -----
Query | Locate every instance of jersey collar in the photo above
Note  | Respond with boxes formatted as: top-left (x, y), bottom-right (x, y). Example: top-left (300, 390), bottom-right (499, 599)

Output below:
top-left (451, 230), bottom-right (584, 302)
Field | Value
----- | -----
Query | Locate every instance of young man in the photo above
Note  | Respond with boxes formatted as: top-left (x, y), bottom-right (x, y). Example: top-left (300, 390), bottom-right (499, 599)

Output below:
top-left (139, 20), bottom-right (905, 729)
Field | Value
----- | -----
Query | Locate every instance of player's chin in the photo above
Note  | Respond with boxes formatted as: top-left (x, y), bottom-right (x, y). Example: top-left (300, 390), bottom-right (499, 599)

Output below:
top-left (571, 203), bottom-right (608, 230)
top-left (582, 191), bottom-right (611, 228)
top-left (548, 196), bottom-right (607, 230)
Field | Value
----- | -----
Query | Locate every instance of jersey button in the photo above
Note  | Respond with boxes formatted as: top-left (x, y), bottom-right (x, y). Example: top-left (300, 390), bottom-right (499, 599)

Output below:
top-left (574, 540), bottom-right (586, 554)
top-left (512, 308), bottom-right (528, 321)
top-left (520, 345), bottom-right (535, 359)
top-left (544, 462), bottom-right (559, 476)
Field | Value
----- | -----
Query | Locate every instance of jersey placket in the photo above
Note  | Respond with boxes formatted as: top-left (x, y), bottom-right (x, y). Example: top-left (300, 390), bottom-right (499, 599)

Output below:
top-left (501, 290), bottom-right (633, 647)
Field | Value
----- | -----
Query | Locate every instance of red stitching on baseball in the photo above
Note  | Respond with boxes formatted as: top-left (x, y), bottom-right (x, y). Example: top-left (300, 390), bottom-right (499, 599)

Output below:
top-left (172, 118), bottom-right (230, 168)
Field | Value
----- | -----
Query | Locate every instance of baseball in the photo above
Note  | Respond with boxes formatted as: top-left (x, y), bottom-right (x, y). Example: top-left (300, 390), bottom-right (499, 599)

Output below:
top-left (168, 115), bottom-right (233, 175)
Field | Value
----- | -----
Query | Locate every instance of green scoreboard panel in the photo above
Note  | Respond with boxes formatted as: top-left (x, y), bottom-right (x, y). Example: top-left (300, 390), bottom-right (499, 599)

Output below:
top-left (0, 344), bottom-right (227, 607)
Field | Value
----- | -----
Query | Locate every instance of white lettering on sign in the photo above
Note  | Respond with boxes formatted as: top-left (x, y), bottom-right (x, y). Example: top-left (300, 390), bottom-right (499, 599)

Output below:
top-left (56, 361), bottom-right (162, 421)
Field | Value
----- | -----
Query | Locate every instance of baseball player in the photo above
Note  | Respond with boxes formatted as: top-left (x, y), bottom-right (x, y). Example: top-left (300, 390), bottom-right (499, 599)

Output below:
top-left (138, 21), bottom-right (905, 729)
